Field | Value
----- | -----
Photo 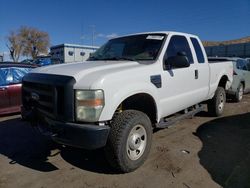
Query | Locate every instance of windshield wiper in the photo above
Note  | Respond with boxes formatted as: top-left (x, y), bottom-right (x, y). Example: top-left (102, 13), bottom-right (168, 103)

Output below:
top-left (100, 57), bottom-right (135, 61)
top-left (89, 56), bottom-right (136, 61)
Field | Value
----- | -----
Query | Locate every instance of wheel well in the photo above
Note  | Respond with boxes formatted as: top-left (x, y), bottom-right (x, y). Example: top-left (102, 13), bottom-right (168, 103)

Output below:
top-left (218, 75), bottom-right (229, 89)
top-left (116, 93), bottom-right (157, 124)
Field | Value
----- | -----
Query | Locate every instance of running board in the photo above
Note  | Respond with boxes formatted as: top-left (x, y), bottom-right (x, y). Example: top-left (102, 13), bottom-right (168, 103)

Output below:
top-left (155, 104), bottom-right (206, 129)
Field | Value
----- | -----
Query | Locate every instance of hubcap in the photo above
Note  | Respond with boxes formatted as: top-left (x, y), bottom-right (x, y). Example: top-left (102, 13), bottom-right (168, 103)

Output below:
top-left (218, 93), bottom-right (224, 111)
top-left (126, 125), bottom-right (147, 161)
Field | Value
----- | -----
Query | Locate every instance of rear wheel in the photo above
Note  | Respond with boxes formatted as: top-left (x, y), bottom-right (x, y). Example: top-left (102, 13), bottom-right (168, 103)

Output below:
top-left (105, 110), bottom-right (152, 173)
top-left (235, 83), bottom-right (244, 102)
top-left (208, 87), bottom-right (226, 117)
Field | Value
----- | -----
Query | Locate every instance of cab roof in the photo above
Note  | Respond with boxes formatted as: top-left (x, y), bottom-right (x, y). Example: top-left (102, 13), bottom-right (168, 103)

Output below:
top-left (113, 31), bottom-right (199, 39)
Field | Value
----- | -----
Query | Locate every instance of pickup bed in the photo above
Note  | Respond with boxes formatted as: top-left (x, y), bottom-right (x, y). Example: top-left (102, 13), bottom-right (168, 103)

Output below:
top-left (22, 31), bottom-right (233, 172)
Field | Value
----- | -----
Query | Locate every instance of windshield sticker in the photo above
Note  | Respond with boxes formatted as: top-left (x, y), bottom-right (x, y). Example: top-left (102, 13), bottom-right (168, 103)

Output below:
top-left (146, 35), bottom-right (164, 40)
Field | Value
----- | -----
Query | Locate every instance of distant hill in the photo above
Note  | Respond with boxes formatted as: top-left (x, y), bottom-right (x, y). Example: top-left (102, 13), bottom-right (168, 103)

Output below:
top-left (203, 36), bottom-right (250, 47)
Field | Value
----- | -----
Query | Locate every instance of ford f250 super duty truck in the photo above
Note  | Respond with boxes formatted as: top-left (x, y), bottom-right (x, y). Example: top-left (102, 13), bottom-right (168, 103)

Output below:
top-left (22, 31), bottom-right (233, 172)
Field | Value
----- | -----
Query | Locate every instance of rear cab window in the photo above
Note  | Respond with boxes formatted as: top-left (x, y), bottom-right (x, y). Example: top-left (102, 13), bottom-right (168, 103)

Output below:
top-left (190, 37), bottom-right (205, 63)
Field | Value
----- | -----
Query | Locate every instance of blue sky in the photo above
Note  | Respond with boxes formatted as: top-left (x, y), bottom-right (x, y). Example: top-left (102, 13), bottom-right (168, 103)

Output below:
top-left (1, 0), bottom-right (250, 57)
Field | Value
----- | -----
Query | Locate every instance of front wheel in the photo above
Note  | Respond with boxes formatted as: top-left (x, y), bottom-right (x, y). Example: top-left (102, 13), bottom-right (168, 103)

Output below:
top-left (207, 87), bottom-right (226, 117)
top-left (105, 110), bottom-right (152, 173)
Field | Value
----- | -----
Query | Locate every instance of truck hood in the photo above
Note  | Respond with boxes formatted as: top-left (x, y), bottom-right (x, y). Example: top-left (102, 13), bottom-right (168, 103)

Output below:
top-left (31, 61), bottom-right (145, 84)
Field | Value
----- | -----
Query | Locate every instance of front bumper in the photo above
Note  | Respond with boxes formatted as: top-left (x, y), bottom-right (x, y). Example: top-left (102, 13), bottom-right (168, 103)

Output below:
top-left (22, 107), bottom-right (110, 149)
top-left (46, 118), bottom-right (110, 149)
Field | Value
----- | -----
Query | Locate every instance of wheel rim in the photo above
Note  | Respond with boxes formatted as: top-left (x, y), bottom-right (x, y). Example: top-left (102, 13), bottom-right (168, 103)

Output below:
top-left (218, 93), bottom-right (224, 111)
top-left (126, 124), bottom-right (147, 161)
top-left (238, 85), bottom-right (243, 100)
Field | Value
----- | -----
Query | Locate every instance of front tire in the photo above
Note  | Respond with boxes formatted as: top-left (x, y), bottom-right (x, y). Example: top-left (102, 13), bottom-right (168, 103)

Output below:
top-left (105, 110), bottom-right (152, 173)
top-left (208, 87), bottom-right (226, 117)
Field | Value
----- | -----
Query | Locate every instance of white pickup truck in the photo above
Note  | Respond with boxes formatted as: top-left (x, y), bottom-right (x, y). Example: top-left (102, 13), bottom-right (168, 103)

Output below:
top-left (22, 31), bottom-right (233, 172)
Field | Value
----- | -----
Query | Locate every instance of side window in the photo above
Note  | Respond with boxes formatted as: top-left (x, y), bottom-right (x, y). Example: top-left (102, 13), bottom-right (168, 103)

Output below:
top-left (0, 68), bottom-right (7, 86)
top-left (0, 68), bottom-right (13, 85)
top-left (247, 62), bottom-right (250, 71)
top-left (236, 60), bottom-right (240, 69)
top-left (165, 35), bottom-right (194, 64)
top-left (242, 60), bottom-right (248, 71)
top-left (237, 59), bottom-right (248, 70)
top-left (80, 52), bottom-right (85, 56)
top-left (68, 51), bottom-right (74, 56)
top-left (191, 37), bottom-right (205, 63)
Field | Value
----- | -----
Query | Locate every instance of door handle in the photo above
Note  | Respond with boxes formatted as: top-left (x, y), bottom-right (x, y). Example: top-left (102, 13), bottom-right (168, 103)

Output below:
top-left (195, 70), bottom-right (198, 79)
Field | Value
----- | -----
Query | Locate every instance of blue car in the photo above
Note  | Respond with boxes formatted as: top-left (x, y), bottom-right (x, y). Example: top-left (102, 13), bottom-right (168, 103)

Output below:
top-left (33, 57), bottom-right (52, 66)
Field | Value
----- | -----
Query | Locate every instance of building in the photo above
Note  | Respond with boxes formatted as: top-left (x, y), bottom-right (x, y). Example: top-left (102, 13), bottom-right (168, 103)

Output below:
top-left (50, 44), bottom-right (99, 64)
top-left (205, 42), bottom-right (250, 58)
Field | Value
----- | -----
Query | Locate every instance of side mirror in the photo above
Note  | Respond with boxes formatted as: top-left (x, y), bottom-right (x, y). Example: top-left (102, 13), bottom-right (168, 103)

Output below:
top-left (164, 52), bottom-right (190, 70)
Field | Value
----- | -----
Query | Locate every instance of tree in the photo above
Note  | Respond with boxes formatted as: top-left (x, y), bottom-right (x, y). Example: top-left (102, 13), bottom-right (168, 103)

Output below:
top-left (20, 26), bottom-right (50, 59)
top-left (6, 26), bottom-right (50, 61)
top-left (6, 31), bottom-right (23, 62)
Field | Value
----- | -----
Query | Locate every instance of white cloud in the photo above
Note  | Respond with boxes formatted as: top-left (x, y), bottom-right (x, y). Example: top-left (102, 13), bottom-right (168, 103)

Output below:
top-left (96, 33), bottom-right (105, 38)
top-left (96, 33), bottom-right (119, 39)
top-left (106, 33), bottom-right (118, 39)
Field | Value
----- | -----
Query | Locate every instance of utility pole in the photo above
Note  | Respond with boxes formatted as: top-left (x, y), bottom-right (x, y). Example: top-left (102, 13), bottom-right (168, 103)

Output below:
top-left (80, 22), bottom-right (84, 45)
top-left (90, 25), bottom-right (95, 47)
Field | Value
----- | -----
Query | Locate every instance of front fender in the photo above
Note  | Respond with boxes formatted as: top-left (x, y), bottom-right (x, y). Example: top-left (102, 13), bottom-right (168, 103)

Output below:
top-left (99, 82), bottom-right (161, 122)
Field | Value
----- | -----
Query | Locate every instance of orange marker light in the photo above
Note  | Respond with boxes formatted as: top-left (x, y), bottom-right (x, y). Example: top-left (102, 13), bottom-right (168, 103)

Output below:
top-left (77, 99), bottom-right (104, 107)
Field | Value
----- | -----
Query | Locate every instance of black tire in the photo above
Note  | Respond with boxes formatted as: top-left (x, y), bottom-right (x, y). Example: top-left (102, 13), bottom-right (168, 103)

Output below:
top-left (207, 87), bottom-right (226, 117)
top-left (105, 110), bottom-right (152, 173)
top-left (234, 83), bottom-right (244, 102)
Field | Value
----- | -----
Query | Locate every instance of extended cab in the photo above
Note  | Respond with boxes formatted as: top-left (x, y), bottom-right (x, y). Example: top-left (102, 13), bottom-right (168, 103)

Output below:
top-left (22, 32), bottom-right (233, 172)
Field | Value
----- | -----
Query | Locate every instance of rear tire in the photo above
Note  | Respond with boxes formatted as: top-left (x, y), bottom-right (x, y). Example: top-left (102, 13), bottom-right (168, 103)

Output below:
top-left (234, 83), bottom-right (244, 102)
top-left (105, 110), bottom-right (152, 173)
top-left (207, 87), bottom-right (226, 117)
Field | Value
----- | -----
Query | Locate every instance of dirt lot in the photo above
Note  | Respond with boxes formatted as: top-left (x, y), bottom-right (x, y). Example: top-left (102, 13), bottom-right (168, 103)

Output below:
top-left (0, 95), bottom-right (250, 188)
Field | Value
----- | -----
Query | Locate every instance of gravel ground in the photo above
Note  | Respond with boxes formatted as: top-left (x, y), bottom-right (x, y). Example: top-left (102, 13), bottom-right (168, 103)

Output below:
top-left (0, 95), bottom-right (250, 188)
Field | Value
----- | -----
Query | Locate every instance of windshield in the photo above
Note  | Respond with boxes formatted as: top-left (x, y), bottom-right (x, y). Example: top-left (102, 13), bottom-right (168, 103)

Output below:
top-left (88, 34), bottom-right (166, 61)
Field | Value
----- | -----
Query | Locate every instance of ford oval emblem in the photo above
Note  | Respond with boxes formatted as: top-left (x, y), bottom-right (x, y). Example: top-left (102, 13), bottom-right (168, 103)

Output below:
top-left (31, 92), bottom-right (39, 101)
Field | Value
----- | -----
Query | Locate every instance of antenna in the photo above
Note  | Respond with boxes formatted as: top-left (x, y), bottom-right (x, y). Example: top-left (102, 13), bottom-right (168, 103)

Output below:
top-left (90, 25), bottom-right (96, 47)
top-left (80, 21), bottom-right (84, 45)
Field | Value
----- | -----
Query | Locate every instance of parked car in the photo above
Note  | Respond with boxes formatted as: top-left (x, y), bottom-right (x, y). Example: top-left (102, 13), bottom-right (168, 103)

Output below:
top-left (21, 59), bottom-right (34, 64)
top-left (22, 31), bottom-right (233, 172)
top-left (209, 57), bottom-right (250, 102)
top-left (0, 63), bottom-right (37, 115)
top-left (33, 56), bottom-right (52, 66)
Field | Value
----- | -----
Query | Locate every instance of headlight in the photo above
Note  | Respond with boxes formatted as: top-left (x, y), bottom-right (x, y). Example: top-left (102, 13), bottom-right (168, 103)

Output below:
top-left (75, 90), bottom-right (104, 122)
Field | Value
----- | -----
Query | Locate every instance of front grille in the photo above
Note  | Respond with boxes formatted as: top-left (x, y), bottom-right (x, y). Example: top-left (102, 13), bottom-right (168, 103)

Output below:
top-left (22, 73), bottom-right (76, 121)
top-left (22, 81), bottom-right (56, 118)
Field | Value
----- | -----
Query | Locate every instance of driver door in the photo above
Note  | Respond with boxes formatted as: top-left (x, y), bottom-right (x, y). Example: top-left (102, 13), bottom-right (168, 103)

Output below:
top-left (0, 68), bottom-right (10, 114)
top-left (160, 35), bottom-right (199, 117)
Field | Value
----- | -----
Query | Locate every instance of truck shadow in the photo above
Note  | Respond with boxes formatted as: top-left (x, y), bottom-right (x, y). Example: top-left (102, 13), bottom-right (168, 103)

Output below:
top-left (195, 113), bottom-right (250, 188)
top-left (60, 147), bottom-right (116, 174)
top-left (0, 117), bottom-right (59, 172)
top-left (0, 117), bottom-right (115, 174)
